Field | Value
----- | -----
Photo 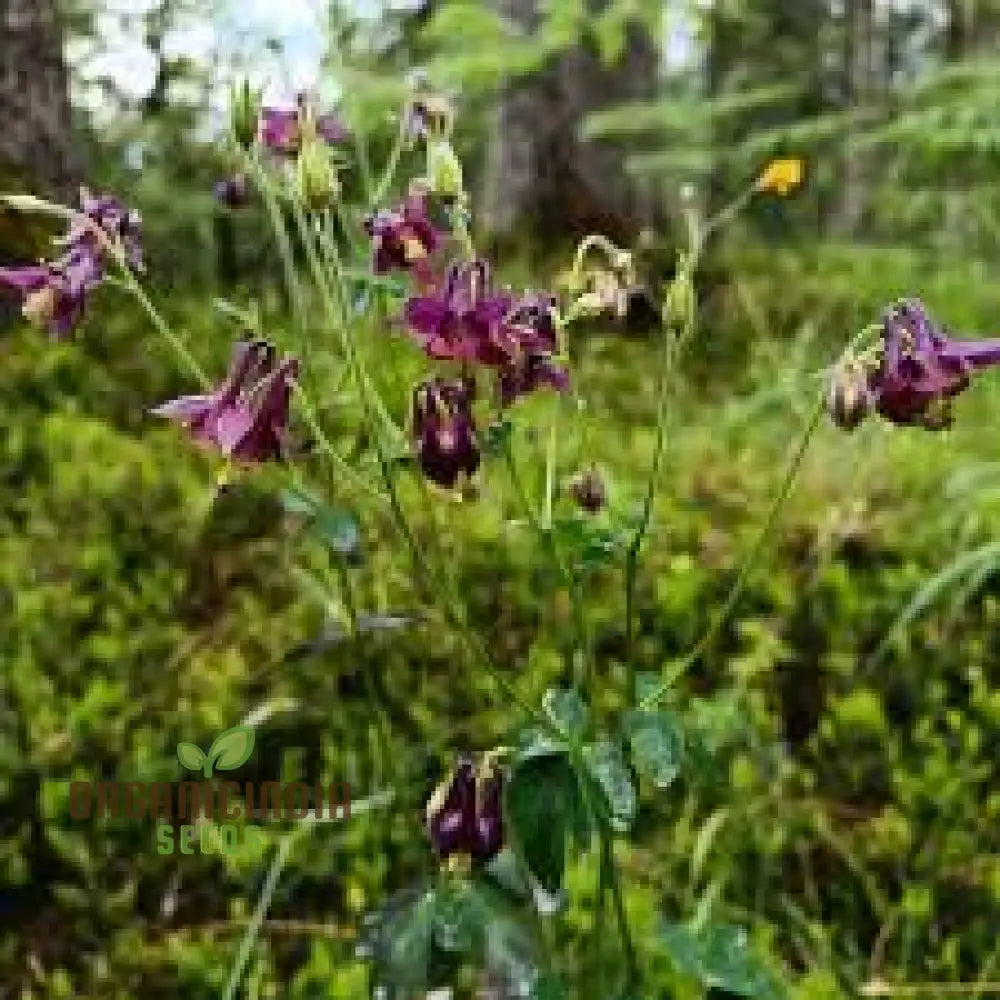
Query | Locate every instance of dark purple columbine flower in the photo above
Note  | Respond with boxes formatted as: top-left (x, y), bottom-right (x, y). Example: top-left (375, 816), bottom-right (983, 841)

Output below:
top-left (868, 299), bottom-right (1000, 430)
top-left (151, 339), bottom-right (300, 463)
top-left (0, 244), bottom-right (100, 339)
top-left (495, 291), bottom-right (569, 404)
top-left (498, 353), bottom-right (569, 406)
top-left (363, 187), bottom-right (440, 280)
top-left (403, 259), bottom-right (522, 367)
top-left (412, 376), bottom-right (480, 489)
top-left (215, 173), bottom-right (250, 209)
top-left (426, 756), bottom-right (504, 864)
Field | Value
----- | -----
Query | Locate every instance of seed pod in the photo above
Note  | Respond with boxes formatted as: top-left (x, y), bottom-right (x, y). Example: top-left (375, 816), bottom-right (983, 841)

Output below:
top-left (426, 138), bottom-right (464, 200)
top-left (230, 80), bottom-right (261, 150)
top-left (296, 141), bottom-right (339, 211)
top-left (663, 268), bottom-right (696, 330)
top-left (827, 362), bottom-right (873, 431)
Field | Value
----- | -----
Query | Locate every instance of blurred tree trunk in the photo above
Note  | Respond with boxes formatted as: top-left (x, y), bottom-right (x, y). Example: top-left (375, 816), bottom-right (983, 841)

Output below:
top-left (480, 0), bottom-right (659, 256)
top-left (837, 0), bottom-right (875, 236)
top-left (0, 0), bottom-right (78, 196)
top-left (0, 0), bottom-right (79, 271)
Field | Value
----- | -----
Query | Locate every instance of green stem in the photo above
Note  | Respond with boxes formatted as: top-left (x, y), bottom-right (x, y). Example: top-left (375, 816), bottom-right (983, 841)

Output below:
top-left (603, 831), bottom-right (639, 991)
top-left (283, 184), bottom-right (554, 733)
top-left (504, 439), bottom-right (589, 686)
top-left (639, 389), bottom-right (827, 711)
top-left (115, 262), bottom-right (208, 388)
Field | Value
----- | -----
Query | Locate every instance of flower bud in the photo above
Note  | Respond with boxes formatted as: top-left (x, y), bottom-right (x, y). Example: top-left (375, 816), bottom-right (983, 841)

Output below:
top-left (230, 80), bottom-right (261, 150)
top-left (827, 362), bottom-right (873, 431)
top-left (426, 138), bottom-right (464, 200)
top-left (296, 141), bottom-right (339, 211)
top-left (214, 173), bottom-right (249, 209)
top-left (570, 466), bottom-right (607, 514)
top-left (663, 269), bottom-right (696, 330)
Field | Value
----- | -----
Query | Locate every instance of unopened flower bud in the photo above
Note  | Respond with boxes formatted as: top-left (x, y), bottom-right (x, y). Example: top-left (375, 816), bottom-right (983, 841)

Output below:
top-left (426, 138), bottom-right (464, 200)
top-left (230, 80), bottom-right (261, 150)
top-left (570, 466), bottom-right (607, 514)
top-left (827, 362), bottom-right (873, 431)
top-left (296, 141), bottom-right (339, 210)
top-left (663, 269), bottom-right (696, 330)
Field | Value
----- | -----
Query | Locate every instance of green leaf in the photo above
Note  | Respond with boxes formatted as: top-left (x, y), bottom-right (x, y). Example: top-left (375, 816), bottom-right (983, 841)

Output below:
top-left (376, 890), bottom-right (436, 990)
top-left (279, 488), bottom-right (317, 517)
top-left (315, 509), bottom-right (361, 558)
top-left (280, 488), bottom-right (362, 561)
top-left (207, 726), bottom-right (256, 772)
top-left (659, 922), bottom-right (785, 999)
top-left (542, 688), bottom-right (589, 741)
top-left (176, 742), bottom-right (206, 771)
top-left (505, 750), bottom-right (590, 898)
top-left (481, 416), bottom-right (514, 457)
top-left (624, 709), bottom-right (685, 789)
top-left (551, 516), bottom-right (622, 571)
top-left (582, 741), bottom-right (636, 833)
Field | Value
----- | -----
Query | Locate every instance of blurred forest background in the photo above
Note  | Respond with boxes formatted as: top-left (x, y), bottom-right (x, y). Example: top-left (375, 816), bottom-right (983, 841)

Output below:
top-left (7, 0), bottom-right (1000, 997)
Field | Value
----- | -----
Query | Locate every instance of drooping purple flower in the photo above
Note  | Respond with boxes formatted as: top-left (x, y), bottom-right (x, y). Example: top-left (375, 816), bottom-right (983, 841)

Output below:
top-left (151, 339), bottom-right (300, 463)
top-left (71, 188), bottom-right (144, 273)
top-left (258, 94), bottom-right (347, 157)
top-left (403, 260), bottom-right (520, 367)
top-left (867, 299), bottom-right (1000, 429)
top-left (363, 187), bottom-right (440, 280)
top-left (0, 244), bottom-right (99, 339)
top-left (412, 376), bottom-right (480, 489)
top-left (215, 173), bottom-right (250, 209)
top-left (498, 353), bottom-right (569, 406)
top-left (259, 106), bottom-right (301, 155)
top-left (495, 291), bottom-right (569, 404)
top-left (426, 756), bottom-right (504, 864)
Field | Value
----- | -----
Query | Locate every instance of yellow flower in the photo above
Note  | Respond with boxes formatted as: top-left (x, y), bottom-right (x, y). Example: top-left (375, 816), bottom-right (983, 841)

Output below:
top-left (757, 157), bottom-right (804, 196)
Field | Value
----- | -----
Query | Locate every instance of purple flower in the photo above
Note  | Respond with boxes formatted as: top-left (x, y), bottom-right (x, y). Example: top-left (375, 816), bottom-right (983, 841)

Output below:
top-left (412, 376), bottom-right (480, 489)
top-left (867, 300), bottom-right (1000, 429)
top-left (403, 260), bottom-right (521, 367)
top-left (259, 107), bottom-right (301, 155)
top-left (215, 174), bottom-right (250, 209)
top-left (0, 245), bottom-right (99, 339)
top-left (498, 353), bottom-right (569, 406)
top-left (426, 756), bottom-right (504, 864)
top-left (72, 188), bottom-right (144, 273)
top-left (151, 339), bottom-right (300, 463)
top-left (259, 95), bottom-right (346, 157)
top-left (363, 188), bottom-right (440, 280)
top-left (495, 291), bottom-right (569, 404)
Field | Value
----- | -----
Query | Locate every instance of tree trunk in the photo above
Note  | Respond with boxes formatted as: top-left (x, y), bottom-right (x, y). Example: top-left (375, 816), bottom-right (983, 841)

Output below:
top-left (480, 0), bottom-right (659, 257)
top-left (0, 0), bottom-right (79, 260)
top-left (0, 0), bottom-right (78, 194)
top-left (837, 0), bottom-right (876, 236)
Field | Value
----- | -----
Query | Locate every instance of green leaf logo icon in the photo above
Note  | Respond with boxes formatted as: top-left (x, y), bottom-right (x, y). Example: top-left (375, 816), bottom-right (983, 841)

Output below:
top-left (176, 726), bottom-right (255, 778)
